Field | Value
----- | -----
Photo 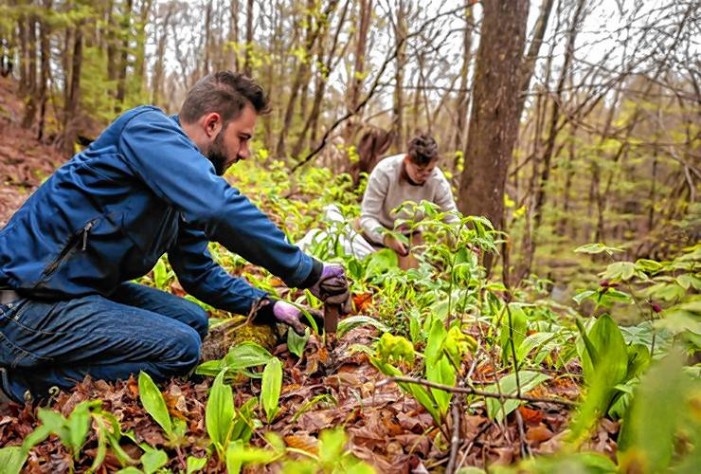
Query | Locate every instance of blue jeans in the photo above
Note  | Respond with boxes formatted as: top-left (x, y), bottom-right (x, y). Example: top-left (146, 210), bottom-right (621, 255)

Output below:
top-left (0, 283), bottom-right (208, 403)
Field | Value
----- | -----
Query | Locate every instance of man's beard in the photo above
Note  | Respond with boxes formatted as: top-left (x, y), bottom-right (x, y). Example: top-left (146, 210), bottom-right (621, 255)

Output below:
top-left (207, 132), bottom-right (227, 176)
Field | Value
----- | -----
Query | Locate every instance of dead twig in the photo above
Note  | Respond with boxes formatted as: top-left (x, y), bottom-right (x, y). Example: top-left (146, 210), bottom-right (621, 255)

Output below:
top-left (378, 376), bottom-right (576, 407)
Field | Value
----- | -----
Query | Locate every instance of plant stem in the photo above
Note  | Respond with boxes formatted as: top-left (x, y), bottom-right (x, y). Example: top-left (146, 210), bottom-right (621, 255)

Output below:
top-left (378, 376), bottom-right (576, 407)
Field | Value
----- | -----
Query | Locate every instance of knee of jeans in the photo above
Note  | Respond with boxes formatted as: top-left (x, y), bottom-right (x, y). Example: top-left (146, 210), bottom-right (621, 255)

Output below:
top-left (180, 301), bottom-right (209, 340)
top-left (164, 327), bottom-right (201, 376)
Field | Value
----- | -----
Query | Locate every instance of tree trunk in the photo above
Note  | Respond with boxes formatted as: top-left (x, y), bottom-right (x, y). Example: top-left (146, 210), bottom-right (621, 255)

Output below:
top-left (63, 20), bottom-right (84, 157)
top-left (344, 0), bottom-right (372, 143)
top-left (21, 12), bottom-right (38, 129)
top-left (243, 0), bottom-right (253, 76)
top-left (37, 0), bottom-right (53, 141)
top-left (452, 6), bottom-right (473, 153)
top-left (457, 0), bottom-right (529, 235)
top-left (229, 0), bottom-right (240, 71)
top-left (115, 0), bottom-right (133, 112)
top-left (392, 0), bottom-right (407, 151)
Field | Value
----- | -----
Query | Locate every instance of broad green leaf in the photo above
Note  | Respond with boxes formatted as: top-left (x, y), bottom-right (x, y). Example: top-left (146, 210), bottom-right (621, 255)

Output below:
top-left (635, 258), bottom-right (663, 273)
top-left (0, 447), bottom-right (27, 474)
top-left (573, 290), bottom-right (597, 305)
top-left (570, 316), bottom-right (630, 445)
top-left (141, 447), bottom-right (168, 474)
top-left (601, 261), bottom-right (636, 281)
top-left (484, 371), bottom-right (550, 422)
top-left (261, 358), bottom-right (283, 423)
top-left (186, 455), bottom-right (208, 474)
top-left (319, 427), bottom-right (346, 466)
top-left (618, 350), bottom-right (689, 473)
top-left (223, 342), bottom-right (274, 370)
top-left (37, 409), bottom-right (71, 446)
top-left (67, 401), bottom-right (93, 459)
top-left (677, 274), bottom-right (701, 290)
top-left (677, 299), bottom-right (701, 313)
top-left (225, 440), bottom-right (276, 474)
top-left (138, 372), bottom-right (172, 436)
top-left (115, 468), bottom-right (142, 474)
top-left (287, 327), bottom-right (309, 358)
top-left (337, 315), bottom-right (390, 338)
top-left (206, 370), bottom-right (235, 456)
top-left (364, 248), bottom-right (399, 277)
top-left (499, 304), bottom-right (528, 363)
top-left (574, 243), bottom-right (624, 255)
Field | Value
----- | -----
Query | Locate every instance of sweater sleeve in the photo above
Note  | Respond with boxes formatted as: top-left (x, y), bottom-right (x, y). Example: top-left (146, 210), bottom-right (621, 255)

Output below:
top-left (359, 166), bottom-right (391, 244)
top-left (118, 108), bottom-right (321, 289)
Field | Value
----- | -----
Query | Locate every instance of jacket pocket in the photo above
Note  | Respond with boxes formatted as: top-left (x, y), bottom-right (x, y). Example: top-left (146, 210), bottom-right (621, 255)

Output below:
top-left (41, 220), bottom-right (96, 279)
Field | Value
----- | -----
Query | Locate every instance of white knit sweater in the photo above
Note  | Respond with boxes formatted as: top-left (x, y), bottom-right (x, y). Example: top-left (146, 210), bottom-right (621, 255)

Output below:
top-left (359, 154), bottom-right (459, 244)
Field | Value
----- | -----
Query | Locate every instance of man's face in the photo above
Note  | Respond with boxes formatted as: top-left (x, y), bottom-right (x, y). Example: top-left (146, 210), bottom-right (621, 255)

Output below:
top-left (403, 155), bottom-right (438, 185)
top-left (207, 104), bottom-right (257, 175)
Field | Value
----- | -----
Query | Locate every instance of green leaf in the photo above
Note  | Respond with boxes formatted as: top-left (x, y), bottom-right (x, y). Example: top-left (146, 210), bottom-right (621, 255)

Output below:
top-left (364, 248), bottom-right (399, 276)
top-left (225, 440), bottom-right (276, 474)
top-left (141, 447), bottom-right (168, 474)
top-left (574, 243), bottom-right (624, 255)
top-left (138, 372), bottom-right (172, 436)
top-left (484, 371), bottom-right (550, 422)
top-left (635, 259), bottom-right (663, 273)
top-left (337, 315), bottom-right (391, 338)
top-left (570, 316), bottom-right (629, 445)
top-left (115, 468), bottom-right (142, 474)
top-left (499, 304), bottom-right (528, 363)
top-left (287, 328), bottom-right (309, 358)
top-left (206, 370), bottom-right (235, 457)
top-left (223, 342), bottom-right (274, 370)
top-left (0, 447), bottom-right (27, 474)
top-left (573, 290), bottom-right (597, 305)
top-left (67, 401), bottom-right (93, 459)
top-left (676, 274), bottom-right (701, 291)
top-left (618, 350), bottom-right (688, 472)
top-left (186, 456), bottom-right (208, 474)
top-left (261, 358), bottom-right (283, 423)
top-left (319, 427), bottom-right (346, 466)
top-left (601, 261), bottom-right (636, 281)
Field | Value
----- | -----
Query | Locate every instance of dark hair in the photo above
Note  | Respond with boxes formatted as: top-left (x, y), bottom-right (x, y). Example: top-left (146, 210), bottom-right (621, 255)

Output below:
top-left (180, 71), bottom-right (271, 124)
top-left (407, 133), bottom-right (439, 166)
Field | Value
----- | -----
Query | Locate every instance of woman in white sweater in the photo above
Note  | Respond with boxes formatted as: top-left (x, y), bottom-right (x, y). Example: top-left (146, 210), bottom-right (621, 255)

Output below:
top-left (359, 133), bottom-right (459, 267)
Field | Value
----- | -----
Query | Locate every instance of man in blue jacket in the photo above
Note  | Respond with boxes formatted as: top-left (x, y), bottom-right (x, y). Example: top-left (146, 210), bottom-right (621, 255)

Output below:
top-left (0, 71), bottom-right (349, 404)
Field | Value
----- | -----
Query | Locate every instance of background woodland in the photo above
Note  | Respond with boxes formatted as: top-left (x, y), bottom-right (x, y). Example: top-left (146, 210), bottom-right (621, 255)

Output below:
top-left (1, 0), bottom-right (699, 291)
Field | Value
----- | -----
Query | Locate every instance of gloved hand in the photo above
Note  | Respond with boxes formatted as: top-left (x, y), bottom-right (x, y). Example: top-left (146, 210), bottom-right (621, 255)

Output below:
top-left (253, 298), bottom-right (323, 335)
top-left (309, 263), bottom-right (351, 313)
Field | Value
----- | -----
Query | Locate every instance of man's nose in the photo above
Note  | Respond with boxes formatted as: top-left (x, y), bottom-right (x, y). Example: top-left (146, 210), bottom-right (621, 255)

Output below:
top-left (238, 144), bottom-right (250, 160)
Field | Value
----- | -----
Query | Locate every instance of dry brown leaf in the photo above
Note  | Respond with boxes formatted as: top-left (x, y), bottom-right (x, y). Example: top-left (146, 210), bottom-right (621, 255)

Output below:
top-left (284, 433), bottom-right (319, 456)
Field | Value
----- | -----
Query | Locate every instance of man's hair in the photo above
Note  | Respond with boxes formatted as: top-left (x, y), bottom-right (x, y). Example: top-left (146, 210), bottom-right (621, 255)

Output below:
top-left (407, 133), bottom-right (439, 166)
top-left (180, 71), bottom-right (271, 124)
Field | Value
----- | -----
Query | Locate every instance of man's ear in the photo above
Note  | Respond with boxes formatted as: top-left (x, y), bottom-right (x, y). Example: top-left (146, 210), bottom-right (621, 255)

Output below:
top-left (201, 112), bottom-right (222, 138)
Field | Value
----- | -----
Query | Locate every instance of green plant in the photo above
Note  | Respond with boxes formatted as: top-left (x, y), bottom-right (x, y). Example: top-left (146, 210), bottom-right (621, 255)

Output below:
top-left (138, 372), bottom-right (187, 448)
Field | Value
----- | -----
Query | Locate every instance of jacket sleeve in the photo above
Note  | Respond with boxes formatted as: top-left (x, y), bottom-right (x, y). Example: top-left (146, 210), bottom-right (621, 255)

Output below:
top-left (118, 108), bottom-right (322, 289)
top-left (359, 167), bottom-right (390, 245)
top-left (168, 222), bottom-right (267, 315)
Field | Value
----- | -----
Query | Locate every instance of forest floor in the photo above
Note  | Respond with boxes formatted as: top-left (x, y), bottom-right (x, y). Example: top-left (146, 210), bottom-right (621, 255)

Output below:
top-left (0, 77), bottom-right (616, 473)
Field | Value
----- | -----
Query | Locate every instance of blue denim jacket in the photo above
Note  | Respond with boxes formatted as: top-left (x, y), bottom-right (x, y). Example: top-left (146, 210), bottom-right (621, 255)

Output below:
top-left (0, 106), bottom-right (320, 314)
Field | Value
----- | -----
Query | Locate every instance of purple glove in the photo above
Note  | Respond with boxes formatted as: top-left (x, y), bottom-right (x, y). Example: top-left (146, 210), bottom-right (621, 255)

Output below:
top-left (272, 300), bottom-right (323, 335)
top-left (309, 263), bottom-right (351, 313)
